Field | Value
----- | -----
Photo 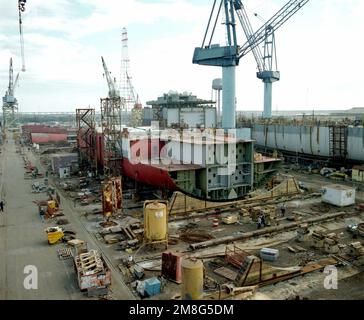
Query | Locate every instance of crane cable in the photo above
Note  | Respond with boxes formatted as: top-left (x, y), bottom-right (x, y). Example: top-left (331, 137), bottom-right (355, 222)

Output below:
top-left (18, 0), bottom-right (27, 72)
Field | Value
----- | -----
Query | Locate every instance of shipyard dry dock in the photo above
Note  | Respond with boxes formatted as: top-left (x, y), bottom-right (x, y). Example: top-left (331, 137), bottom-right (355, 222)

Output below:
top-left (1, 126), bottom-right (364, 300)
top-left (1, 0), bottom-right (364, 302)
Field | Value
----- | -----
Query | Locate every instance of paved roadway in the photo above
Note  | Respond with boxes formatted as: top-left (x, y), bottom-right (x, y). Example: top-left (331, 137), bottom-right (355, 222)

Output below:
top-left (0, 138), bottom-right (133, 300)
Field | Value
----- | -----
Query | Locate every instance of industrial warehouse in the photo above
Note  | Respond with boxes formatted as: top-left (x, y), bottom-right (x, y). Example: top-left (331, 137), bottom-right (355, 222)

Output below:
top-left (1, 0), bottom-right (364, 303)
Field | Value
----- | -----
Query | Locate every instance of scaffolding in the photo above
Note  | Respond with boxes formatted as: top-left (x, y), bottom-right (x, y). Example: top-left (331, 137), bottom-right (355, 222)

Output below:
top-left (100, 97), bottom-right (123, 177)
top-left (2, 102), bottom-right (18, 130)
top-left (76, 108), bottom-right (96, 173)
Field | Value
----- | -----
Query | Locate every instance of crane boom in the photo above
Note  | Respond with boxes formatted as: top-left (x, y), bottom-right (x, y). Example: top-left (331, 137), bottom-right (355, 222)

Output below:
top-left (238, 0), bottom-right (309, 59)
top-left (233, 0), bottom-right (264, 73)
top-left (193, 0), bottom-right (310, 125)
top-left (13, 73), bottom-right (20, 95)
top-left (101, 56), bottom-right (120, 99)
top-left (18, 0), bottom-right (27, 72)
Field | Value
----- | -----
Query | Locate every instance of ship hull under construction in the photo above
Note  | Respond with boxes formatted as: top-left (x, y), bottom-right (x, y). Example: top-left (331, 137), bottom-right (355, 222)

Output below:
top-left (252, 124), bottom-right (364, 164)
top-left (78, 126), bottom-right (281, 201)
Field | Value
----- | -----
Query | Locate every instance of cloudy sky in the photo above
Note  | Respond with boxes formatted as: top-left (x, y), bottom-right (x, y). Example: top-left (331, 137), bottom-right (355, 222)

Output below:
top-left (0, 0), bottom-right (363, 113)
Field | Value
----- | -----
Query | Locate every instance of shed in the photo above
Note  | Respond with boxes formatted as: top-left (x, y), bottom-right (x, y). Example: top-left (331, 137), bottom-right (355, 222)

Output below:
top-left (322, 184), bottom-right (356, 207)
top-left (51, 153), bottom-right (78, 173)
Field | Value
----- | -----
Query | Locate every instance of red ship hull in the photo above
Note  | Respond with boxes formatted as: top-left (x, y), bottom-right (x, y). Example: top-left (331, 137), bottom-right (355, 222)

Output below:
top-left (121, 158), bottom-right (179, 191)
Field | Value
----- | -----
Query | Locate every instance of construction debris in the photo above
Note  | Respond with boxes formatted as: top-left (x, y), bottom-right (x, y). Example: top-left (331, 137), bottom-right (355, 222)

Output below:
top-left (67, 239), bottom-right (85, 247)
top-left (56, 218), bottom-right (69, 225)
top-left (190, 211), bottom-right (352, 250)
top-left (103, 234), bottom-right (122, 244)
top-left (222, 215), bottom-right (239, 225)
top-left (180, 230), bottom-right (214, 244)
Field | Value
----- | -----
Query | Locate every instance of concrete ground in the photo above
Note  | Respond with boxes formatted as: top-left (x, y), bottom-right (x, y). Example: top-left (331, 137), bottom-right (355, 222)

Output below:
top-left (306, 271), bottom-right (364, 300)
top-left (2, 136), bottom-right (362, 300)
top-left (0, 138), bottom-right (134, 300)
top-left (284, 168), bottom-right (364, 202)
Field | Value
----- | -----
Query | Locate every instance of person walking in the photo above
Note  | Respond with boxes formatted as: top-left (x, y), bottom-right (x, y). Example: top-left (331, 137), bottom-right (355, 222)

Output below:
top-left (39, 208), bottom-right (45, 223)
top-left (261, 212), bottom-right (266, 227)
top-left (0, 200), bottom-right (4, 213)
top-left (257, 215), bottom-right (262, 229)
top-left (281, 203), bottom-right (286, 217)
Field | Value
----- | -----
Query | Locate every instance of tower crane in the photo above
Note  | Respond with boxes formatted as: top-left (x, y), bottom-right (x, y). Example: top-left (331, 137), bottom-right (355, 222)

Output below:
top-left (2, 58), bottom-right (20, 130)
top-left (101, 56), bottom-right (120, 99)
top-left (193, 0), bottom-right (310, 128)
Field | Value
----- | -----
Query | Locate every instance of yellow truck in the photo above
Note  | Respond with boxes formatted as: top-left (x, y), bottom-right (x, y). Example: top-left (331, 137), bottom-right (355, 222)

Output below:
top-left (45, 227), bottom-right (64, 245)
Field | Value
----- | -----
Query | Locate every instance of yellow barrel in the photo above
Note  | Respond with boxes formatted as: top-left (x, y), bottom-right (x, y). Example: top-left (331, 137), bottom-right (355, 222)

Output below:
top-left (144, 201), bottom-right (167, 242)
top-left (181, 258), bottom-right (204, 300)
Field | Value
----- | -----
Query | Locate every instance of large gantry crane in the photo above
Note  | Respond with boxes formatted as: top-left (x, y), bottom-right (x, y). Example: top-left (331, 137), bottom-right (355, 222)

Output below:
top-left (1, 2), bottom-right (27, 132)
top-left (193, 0), bottom-right (309, 127)
top-left (2, 58), bottom-right (20, 131)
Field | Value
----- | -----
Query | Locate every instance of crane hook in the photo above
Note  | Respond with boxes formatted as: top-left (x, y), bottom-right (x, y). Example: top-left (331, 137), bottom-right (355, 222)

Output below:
top-left (18, 0), bottom-right (27, 12)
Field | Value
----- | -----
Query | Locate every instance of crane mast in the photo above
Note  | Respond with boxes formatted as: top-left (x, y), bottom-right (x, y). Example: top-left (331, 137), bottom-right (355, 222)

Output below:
top-left (2, 58), bottom-right (20, 130)
top-left (193, 0), bottom-right (309, 127)
top-left (234, 0), bottom-right (280, 118)
top-left (8, 58), bottom-right (14, 97)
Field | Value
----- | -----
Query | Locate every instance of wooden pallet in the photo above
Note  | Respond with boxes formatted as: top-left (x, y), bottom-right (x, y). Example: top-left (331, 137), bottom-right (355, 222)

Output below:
top-left (57, 248), bottom-right (73, 260)
top-left (75, 250), bottom-right (104, 275)
top-left (214, 267), bottom-right (238, 281)
top-left (122, 226), bottom-right (136, 240)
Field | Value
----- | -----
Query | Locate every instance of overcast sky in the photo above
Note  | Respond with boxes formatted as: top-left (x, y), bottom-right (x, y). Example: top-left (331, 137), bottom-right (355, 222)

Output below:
top-left (0, 0), bottom-right (363, 113)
